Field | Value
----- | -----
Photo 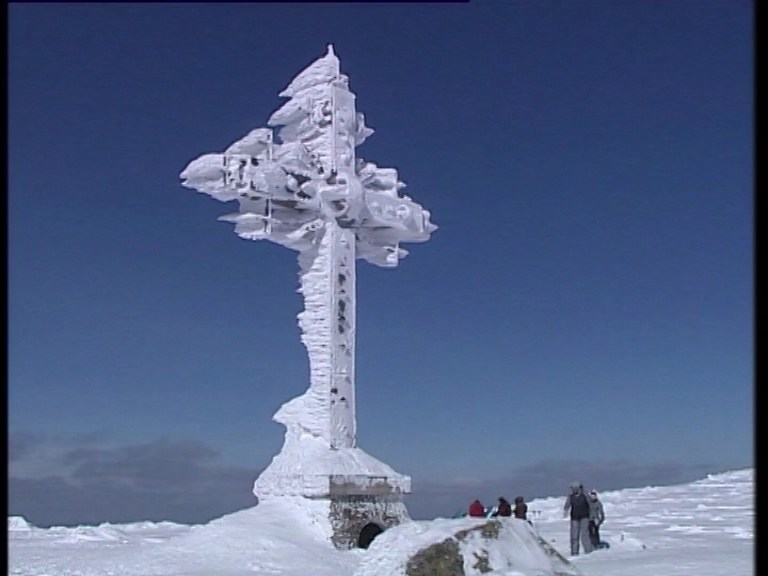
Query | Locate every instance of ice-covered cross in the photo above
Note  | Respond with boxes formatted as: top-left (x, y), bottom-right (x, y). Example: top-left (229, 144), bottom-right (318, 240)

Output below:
top-left (180, 45), bottom-right (436, 501)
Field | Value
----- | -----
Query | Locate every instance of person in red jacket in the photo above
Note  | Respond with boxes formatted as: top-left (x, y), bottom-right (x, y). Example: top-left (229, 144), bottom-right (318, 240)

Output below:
top-left (468, 499), bottom-right (485, 517)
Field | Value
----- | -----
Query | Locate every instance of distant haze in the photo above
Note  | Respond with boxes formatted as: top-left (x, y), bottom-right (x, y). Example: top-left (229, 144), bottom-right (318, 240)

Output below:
top-left (8, 432), bottom-right (735, 527)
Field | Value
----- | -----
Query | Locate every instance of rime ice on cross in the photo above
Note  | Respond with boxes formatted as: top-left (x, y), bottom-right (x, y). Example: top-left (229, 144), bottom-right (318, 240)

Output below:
top-left (180, 46), bottom-right (436, 513)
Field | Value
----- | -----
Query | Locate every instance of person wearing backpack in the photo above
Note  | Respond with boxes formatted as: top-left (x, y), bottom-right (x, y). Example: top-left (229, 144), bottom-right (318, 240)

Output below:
top-left (588, 489), bottom-right (606, 548)
top-left (563, 482), bottom-right (594, 555)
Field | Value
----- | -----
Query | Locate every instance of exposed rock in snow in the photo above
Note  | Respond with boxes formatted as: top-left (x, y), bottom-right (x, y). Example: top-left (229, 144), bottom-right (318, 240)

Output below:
top-left (355, 516), bottom-right (584, 576)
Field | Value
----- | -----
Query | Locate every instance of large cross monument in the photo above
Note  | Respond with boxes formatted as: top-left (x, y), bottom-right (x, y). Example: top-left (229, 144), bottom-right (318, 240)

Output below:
top-left (180, 46), bottom-right (436, 548)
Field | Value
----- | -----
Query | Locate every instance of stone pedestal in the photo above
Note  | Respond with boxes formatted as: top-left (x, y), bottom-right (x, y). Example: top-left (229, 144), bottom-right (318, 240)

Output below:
top-left (328, 474), bottom-right (410, 549)
top-left (329, 492), bottom-right (410, 550)
top-left (254, 439), bottom-right (412, 549)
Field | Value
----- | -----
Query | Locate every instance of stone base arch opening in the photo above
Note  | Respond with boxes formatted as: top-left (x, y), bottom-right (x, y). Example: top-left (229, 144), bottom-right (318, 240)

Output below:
top-left (328, 493), bottom-right (409, 550)
top-left (357, 522), bottom-right (384, 549)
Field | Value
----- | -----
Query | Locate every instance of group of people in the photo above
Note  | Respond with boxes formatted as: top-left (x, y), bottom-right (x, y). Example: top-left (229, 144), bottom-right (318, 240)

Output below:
top-left (466, 482), bottom-right (607, 557)
top-left (467, 496), bottom-right (529, 521)
top-left (563, 482), bottom-right (606, 555)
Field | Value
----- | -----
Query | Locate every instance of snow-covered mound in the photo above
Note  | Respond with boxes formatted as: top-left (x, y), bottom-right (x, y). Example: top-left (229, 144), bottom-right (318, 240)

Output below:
top-left (355, 516), bottom-right (581, 576)
top-left (8, 516), bottom-right (33, 531)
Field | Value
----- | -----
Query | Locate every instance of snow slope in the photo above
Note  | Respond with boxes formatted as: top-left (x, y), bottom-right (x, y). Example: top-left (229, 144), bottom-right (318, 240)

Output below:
top-left (8, 468), bottom-right (753, 576)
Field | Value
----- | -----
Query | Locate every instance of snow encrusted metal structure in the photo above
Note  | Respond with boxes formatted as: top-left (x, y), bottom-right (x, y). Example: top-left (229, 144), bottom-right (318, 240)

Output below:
top-left (180, 45), bottom-right (436, 549)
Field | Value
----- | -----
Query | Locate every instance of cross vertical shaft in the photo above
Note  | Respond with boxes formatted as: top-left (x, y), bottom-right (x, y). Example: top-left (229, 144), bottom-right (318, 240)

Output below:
top-left (328, 223), bottom-right (356, 449)
top-left (297, 221), bottom-right (356, 449)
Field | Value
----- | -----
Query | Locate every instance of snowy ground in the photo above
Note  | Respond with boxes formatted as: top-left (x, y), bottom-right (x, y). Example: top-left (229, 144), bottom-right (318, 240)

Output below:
top-left (8, 468), bottom-right (753, 576)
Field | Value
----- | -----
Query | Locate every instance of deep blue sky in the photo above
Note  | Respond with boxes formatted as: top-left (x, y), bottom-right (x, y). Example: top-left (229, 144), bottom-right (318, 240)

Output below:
top-left (9, 1), bottom-right (753, 525)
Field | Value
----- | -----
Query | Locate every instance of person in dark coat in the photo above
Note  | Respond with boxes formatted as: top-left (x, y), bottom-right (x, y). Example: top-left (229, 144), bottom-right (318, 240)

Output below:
top-left (513, 496), bottom-right (528, 521)
top-left (492, 497), bottom-right (512, 517)
top-left (563, 482), bottom-right (594, 555)
top-left (468, 499), bottom-right (485, 517)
